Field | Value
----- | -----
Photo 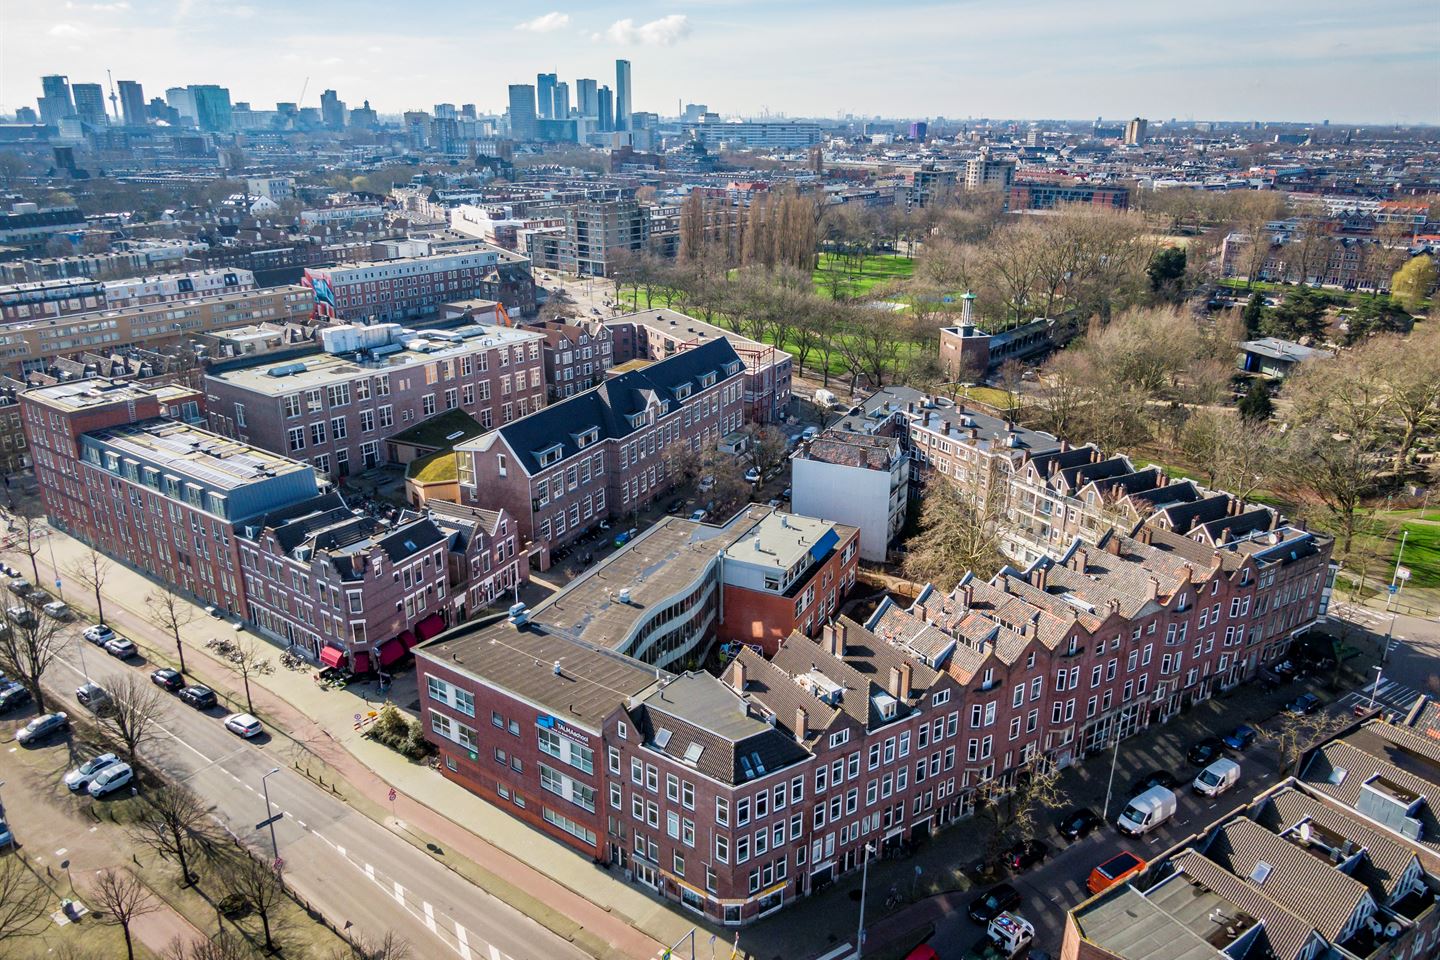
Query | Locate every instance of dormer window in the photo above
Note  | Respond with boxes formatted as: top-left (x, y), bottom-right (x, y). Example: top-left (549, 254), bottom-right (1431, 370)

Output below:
top-left (675, 383), bottom-right (692, 400)
top-left (724, 360), bottom-right (743, 377)
top-left (572, 427), bottom-right (599, 449)
top-left (699, 372), bottom-right (717, 389)
top-left (536, 444), bottom-right (564, 467)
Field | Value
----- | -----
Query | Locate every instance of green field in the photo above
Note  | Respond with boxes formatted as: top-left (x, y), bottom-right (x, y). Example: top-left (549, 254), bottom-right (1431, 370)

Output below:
top-left (813, 252), bottom-right (916, 299)
top-left (1398, 521), bottom-right (1440, 588)
top-left (1216, 277), bottom-right (1428, 309)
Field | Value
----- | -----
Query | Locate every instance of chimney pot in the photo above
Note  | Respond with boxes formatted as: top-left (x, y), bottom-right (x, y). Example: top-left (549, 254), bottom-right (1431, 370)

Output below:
top-left (733, 659), bottom-right (748, 693)
top-left (887, 665), bottom-right (903, 698)
top-left (795, 707), bottom-right (809, 739)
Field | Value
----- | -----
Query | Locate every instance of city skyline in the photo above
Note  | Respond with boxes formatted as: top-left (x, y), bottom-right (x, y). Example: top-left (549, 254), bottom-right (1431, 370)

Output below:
top-left (6, 0), bottom-right (1438, 125)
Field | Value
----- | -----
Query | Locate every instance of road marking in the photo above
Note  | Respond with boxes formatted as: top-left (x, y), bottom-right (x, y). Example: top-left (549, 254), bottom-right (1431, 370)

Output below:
top-left (488, 946), bottom-right (502, 960)
top-left (54, 848), bottom-right (67, 857)
top-left (335, 844), bottom-right (345, 857)
top-left (423, 902), bottom-right (436, 932)
top-left (365, 863), bottom-right (375, 880)
top-left (296, 820), bottom-right (307, 829)
top-left (393, 880), bottom-right (405, 904)
top-left (455, 924), bottom-right (472, 960)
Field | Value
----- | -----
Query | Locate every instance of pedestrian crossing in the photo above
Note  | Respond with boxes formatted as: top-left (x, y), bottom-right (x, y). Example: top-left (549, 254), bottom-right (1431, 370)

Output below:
top-left (1337, 678), bottom-right (1424, 716)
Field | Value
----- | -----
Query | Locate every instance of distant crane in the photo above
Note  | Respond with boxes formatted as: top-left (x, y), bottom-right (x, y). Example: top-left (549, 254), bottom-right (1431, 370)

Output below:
top-left (106, 69), bottom-right (119, 123)
top-left (297, 76), bottom-right (310, 108)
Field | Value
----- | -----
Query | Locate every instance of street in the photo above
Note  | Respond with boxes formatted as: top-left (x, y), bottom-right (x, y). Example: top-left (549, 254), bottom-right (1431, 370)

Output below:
top-left (23, 625), bottom-right (593, 960)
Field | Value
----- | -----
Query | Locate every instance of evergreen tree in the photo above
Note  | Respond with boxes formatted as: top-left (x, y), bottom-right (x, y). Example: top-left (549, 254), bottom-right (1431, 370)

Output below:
top-left (1238, 379), bottom-right (1273, 422)
top-left (1241, 291), bottom-right (1266, 337)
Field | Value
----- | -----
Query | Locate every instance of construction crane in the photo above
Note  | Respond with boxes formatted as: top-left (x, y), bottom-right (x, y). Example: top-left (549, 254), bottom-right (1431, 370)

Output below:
top-left (106, 69), bottom-right (119, 123)
top-left (297, 76), bottom-right (310, 108)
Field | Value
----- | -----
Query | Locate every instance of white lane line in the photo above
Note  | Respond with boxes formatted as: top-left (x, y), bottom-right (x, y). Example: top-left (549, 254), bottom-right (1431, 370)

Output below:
top-left (336, 844), bottom-right (346, 858)
top-left (424, 902), bottom-right (436, 932)
top-left (488, 946), bottom-right (502, 960)
top-left (365, 863), bottom-right (375, 880)
top-left (456, 924), bottom-right (472, 960)
top-left (392, 880), bottom-right (405, 904)
top-left (296, 820), bottom-right (307, 829)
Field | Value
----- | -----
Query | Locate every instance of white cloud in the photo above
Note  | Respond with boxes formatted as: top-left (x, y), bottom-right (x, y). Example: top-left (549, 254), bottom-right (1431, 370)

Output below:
top-left (515, 12), bottom-right (570, 33)
top-left (48, 23), bottom-right (84, 37)
top-left (605, 14), bottom-right (691, 46)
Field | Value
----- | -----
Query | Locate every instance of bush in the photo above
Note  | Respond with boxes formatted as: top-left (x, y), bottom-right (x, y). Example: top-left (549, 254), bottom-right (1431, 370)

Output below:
top-left (366, 704), bottom-right (435, 761)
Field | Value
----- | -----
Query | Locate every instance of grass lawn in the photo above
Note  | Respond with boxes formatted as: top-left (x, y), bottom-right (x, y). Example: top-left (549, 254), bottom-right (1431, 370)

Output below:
top-left (1216, 277), bottom-right (1429, 310)
top-left (813, 252), bottom-right (916, 299)
top-left (1398, 520), bottom-right (1440, 588)
top-left (957, 385), bottom-right (1022, 413)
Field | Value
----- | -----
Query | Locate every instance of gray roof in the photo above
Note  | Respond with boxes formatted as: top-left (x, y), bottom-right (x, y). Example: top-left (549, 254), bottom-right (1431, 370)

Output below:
top-left (1070, 883), bottom-right (1223, 960)
top-left (1242, 337), bottom-right (1334, 364)
top-left (1163, 851), bottom-right (1323, 960)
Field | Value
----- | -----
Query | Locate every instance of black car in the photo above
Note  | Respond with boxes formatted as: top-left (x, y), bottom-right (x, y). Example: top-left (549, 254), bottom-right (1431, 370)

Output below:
top-left (1187, 737), bottom-right (1228, 766)
top-left (968, 883), bottom-right (1021, 923)
top-left (150, 668), bottom-right (184, 692)
top-left (1286, 693), bottom-right (1322, 715)
top-left (178, 684), bottom-right (217, 710)
top-left (1057, 807), bottom-right (1103, 842)
top-left (1222, 724), bottom-right (1258, 751)
top-left (0, 681), bottom-right (32, 712)
top-left (1130, 770), bottom-right (1179, 796)
top-left (1002, 838), bottom-right (1050, 871)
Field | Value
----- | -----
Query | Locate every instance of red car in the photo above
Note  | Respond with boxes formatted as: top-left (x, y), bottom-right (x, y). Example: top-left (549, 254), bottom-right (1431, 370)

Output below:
top-left (903, 946), bottom-right (939, 960)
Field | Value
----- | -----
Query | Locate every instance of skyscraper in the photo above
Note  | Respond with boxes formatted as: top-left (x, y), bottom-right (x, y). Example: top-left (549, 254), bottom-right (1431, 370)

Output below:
top-left (320, 89), bottom-right (347, 129)
top-left (166, 86), bottom-right (198, 124)
top-left (38, 75), bottom-right (74, 124)
top-left (615, 60), bottom-right (632, 131)
top-left (508, 84), bottom-right (537, 140)
top-left (191, 85), bottom-right (233, 132)
top-left (576, 79), bottom-right (599, 119)
top-left (71, 83), bottom-right (108, 126)
top-left (1124, 117), bottom-right (1148, 145)
top-left (553, 81), bottom-right (570, 119)
top-left (116, 80), bottom-right (147, 126)
top-left (536, 73), bottom-right (557, 120)
top-left (597, 85), bottom-right (614, 133)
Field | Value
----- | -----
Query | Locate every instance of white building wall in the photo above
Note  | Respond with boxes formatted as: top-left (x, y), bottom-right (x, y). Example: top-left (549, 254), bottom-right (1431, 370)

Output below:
top-left (791, 458), bottom-right (893, 562)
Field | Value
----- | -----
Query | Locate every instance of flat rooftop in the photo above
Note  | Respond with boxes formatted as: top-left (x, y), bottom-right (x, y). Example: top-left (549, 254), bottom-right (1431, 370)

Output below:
top-left (23, 378), bottom-right (157, 411)
top-left (534, 505), bottom-right (772, 652)
top-left (612, 309), bottom-right (780, 366)
top-left (832, 384), bottom-right (1062, 456)
top-left (3, 285), bottom-right (308, 333)
top-left (1071, 882), bottom-right (1228, 960)
top-left (87, 419), bottom-right (312, 491)
top-left (208, 324), bottom-right (543, 397)
top-left (724, 511), bottom-right (844, 573)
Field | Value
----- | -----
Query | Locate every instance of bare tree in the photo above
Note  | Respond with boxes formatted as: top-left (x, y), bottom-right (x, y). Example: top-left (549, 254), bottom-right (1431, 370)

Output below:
top-left (66, 546), bottom-right (114, 625)
top-left (146, 587), bottom-right (196, 675)
top-left (976, 759), bottom-right (1068, 876)
top-left (100, 673), bottom-right (165, 763)
top-left (224, 636), bottom-right (274, 715)
top-left (222, 847), bottom-right (288, 953)
top-left (1178, 410), bottom-right (1281, 501)
top-left (0, 854), bottom-right (48, 943)
top-left (0, 605), bottom-right (67, 712)
top-left (903, 470), bottom-right (1008, 588)
top-left (741, 424), bottom-right (790, 485)
top-left (92, 868), bottom-right (158, 960)
top-left (332, 931), bottom-right (413, 960)
top-left (130, 783), bottom-right (214, 887)
top-left (164, 930), bottom-right (260, 960)
top-left (1256, 708), bottom-right (1352, 777)
top-left (1276, 424), bottom-right (1389, 557)
top-left (6, 501), bottom-right (47, 584)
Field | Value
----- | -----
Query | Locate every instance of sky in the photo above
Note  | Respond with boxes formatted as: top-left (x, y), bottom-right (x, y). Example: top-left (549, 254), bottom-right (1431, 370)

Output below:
top-left (3, 0), bottom-right (1437, 125)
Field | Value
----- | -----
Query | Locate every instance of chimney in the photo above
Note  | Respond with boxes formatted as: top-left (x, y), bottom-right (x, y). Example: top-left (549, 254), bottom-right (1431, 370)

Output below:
top-left (1060, 439), bottom-right (1070, 453)
top-left (1071, 548), bottom-right (1088, 573)
top-left (1137, 526), bottom-right (1153, 546)
top-left (822, 623), bottom-right (837, 654)
top-left (899, 661), bottom-right (913, 699)
top-left (962, 583), bottom-right (975, 608)
top-left (834, 620), bottom-right (849, 656)
top-left (888, 666), bottom-right (903, 698)
top-left (351, 553), bottom-right (365, 575)
top-left (1031, 565), bottom-right (1048, 590)
top-left (915, 601), bottom-right (929, 622)
top-left (1146, 577), bottom-right (1161, 600)
top-left (732, 659), bottom-right (747, 694)
top-left (795, 707), bottom-right (809, 739)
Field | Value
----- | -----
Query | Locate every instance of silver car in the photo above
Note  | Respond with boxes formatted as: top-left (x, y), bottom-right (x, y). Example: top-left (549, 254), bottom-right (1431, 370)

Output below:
top-left (65, 753), bottom-right (120, 792)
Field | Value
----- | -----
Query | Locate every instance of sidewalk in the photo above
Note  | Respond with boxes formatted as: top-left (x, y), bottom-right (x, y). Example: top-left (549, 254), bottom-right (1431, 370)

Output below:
top-left (25, 522), bottom-right (678, 960)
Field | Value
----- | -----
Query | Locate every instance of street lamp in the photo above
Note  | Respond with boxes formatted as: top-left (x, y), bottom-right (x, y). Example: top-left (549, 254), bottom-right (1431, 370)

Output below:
top-left (1102, 730), bottom-right (1122, 821)
top-left (856, 842), bottom-right (875, 959)
top-left (1368, 665), bottom-right (1384, 711)
top-left (260, 767), bottom-right (281, 862)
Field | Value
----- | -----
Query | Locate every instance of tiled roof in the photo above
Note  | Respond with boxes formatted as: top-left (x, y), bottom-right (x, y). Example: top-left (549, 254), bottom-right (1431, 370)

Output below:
top-left (1165, 851), bottom-right (1323, 960)
top-left (1259, 787), bottom-right (1417, 900)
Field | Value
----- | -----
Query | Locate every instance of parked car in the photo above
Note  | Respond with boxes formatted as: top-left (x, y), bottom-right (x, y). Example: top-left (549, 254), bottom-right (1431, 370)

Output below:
top-left (1056, 807), bottom-right (1103, 842)
top-left (744, 467), bottom-right (761, 483)
top-left (83, 624), bottom-right (116, 645)
top-left (1194, 758), bottom-right (1242, 798)
top-left (968, 883), bottom-right (1022, 923)
top-left (6, 605), bottom-right (36, 628)
top-left (1222, 724), bottom-right (1257, 751)
top-left (1186, 737), bottom-right (1228, 766)
top-left (150, 668), bottom-right (184, 692)
top-left (88, 762), bottom-right (134, 798)
top-left (1118, 786), bottom-right (1178, 837)
top-left (689, 509), bottom-right (708, 522)
top-left (1002, 838), bottom-right (1050, 871)
top-left (666, 498), bottom-right (686, 515)
top-left (0, 814), bottom-right (10, 848)
top-left (41, 601), bottom-right (70, 620)
top-left (75, 682), bottom-right (111, 712)
top-left (178, 685), bottom-right (217, 710)
top-left (0, 681), bottom-right (32, 713)
top-left (223, 713), bottom-right (263, 738)
top-left (103, 637), bottom-right (138, 659)
top-left (65, 753), bottom-right (121, 792)
top-left (6, 577), bottom-right (31, 595)
top-left (1088, 851), bottom-right (1148, 894)
top-left (1286, 693), bottom-right (1322, 715)
top-left (1129, 769), bottom-right (1179, 796)
top-left (16, 711), bottom-right (68, 745)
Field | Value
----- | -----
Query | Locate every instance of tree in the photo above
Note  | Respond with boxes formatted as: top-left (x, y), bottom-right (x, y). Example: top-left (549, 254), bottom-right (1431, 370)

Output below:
top-left (1241, 292), bottom-right (1266, 337)
top-left (6, 500), bottom-right (47, 584)
top-left (0, 603), bottom-right (67, 712)
top-left (1256, 709), bottom-right (1351, 777)
top-left (164, 930), bottom-right (260, 960)
top-left (101, 673), bottom-right (165, 763)
top-left (146, 586), bottom-right (196, 675)
top-left (222, 848), bottom-right (287, 953)
top-left (741, 424), bottom-right (789, 485)
top-left (0, 854), bottom-right (48, 944)
top-left (1237, 380), bottom-right (1274, 423)
top-left (1264, 287), bottom-right (1328, 341)
top-left (92, 868), bottom-right (158, 960)
top-left (1343, 297), bottom-right (1412, 344)
top-left (1277, 424), bottom-right (1389, 556)
top-left (66, 546), bottom-right (114, 625)
top-left (1147, 246), bottom-right (1187, 298)
top-left (903, 474), bottom-right (1007, 588)
top-left (130, 785), bottom-right (214, 887)
top-left (1391, 255), bottom-right (1435, 313)
top-left (223, 635), bottom-right (274, 715)
top-left (975, 759), bottom-right (1067, 875)
top-left (331, 931), bottom-right (413, 960)
top-left (1179, 409), bottom-right (1279, 500)
top-left (0, 151), bottom-right (28, 188)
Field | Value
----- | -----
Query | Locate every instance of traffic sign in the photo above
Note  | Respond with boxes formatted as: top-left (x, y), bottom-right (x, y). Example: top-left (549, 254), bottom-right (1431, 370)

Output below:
top-left (1388, 584), bottom-right (1399, 594)
top-left (255, 814), bottom-right (283, 830)
top-left (1397, 566), bottom-right (1411, 581)
top-left (387, 787), bottom-right (397, 803)
top-left (54, 579), bottom-right (61, 589)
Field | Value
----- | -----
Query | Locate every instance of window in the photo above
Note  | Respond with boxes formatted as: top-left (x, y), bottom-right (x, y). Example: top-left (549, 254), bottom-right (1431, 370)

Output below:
top-left (715, 796), bottom-right (728, 827)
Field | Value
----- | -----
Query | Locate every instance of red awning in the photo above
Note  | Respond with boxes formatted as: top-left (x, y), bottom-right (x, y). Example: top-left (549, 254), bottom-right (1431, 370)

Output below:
top-left (351, 651), bottom-right (371, 674)
top-left (377, 638), bottom-right (406, 667)
top-left (397, 629), bottom-right (419, 651)
top-left (415, 614), bottom-right (446, 641)
top-left (319, 645), bottom-right (345, 668)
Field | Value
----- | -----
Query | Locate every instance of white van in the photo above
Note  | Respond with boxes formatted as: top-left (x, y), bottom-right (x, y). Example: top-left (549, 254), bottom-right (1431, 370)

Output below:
top-left (1193, 757), bottom-right (1241, 798)
top-left (1117, 785), bottom-right (1178, 836)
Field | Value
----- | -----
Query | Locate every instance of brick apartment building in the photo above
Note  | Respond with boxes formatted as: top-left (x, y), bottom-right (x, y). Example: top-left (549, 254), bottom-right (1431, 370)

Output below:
top-left (523, 316), bottom-right (615, 401)
top-left (606, 309), bottom-right (793, 424)
top-left (304, 249), bottom-right (505, 323)
top-left (0, 268), bottom-right (255, 324)
top-left (203, 322), bottom-right (546, 479)
top-left (1220, 230), bottom-right (1398, 289)
top-left (937, 294), bottom-right (1062, 378)
top-left (453, 338), bottom-right (746, 563)
top-left (1007, 181), bottom-right (1129, 212)
top-left (0, 285), bottom-right (313, 376)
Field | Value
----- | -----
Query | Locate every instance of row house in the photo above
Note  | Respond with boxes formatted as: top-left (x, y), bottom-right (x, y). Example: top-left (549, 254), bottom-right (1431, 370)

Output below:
top-left (236, 492), bottom-right (455, 670)
top-left (22, 379), bottom-right (316, 616)
top-left (525, 316), bottom-right (615, 401)
top-left (204, 322), bottom-right (546, 479)
top-left (453, 338), bottom-right (746, 564)
top-left (304, 249), bottom-right (504, 323)
top-left (606, 309), bottom-right (793, 424)
top-left (865, 522), bottom-right (1333, 810)
top-left (0, 268), bottom-right (254, 323)
top-left (424, 500), bottom-right (528, 618)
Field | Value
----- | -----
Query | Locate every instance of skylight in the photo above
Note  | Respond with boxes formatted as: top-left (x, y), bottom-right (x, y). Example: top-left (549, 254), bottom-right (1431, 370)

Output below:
top-left (654, 728), bottom-right (673, 749)
top-left (683, 742), bottom-right (704, 764)
top-left (1250, 861), bottom-right (1272, 885)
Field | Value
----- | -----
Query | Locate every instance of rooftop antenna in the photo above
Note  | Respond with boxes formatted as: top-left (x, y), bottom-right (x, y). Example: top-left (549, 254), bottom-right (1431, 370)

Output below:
top-left (106, 69), bottom-right (119, 122)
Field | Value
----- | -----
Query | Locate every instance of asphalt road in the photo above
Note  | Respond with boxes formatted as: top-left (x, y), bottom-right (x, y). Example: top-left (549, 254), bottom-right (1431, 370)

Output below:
top-left (33, 626), bottom-right (592, 960)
